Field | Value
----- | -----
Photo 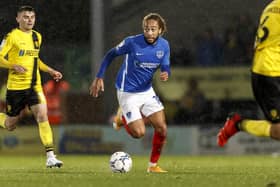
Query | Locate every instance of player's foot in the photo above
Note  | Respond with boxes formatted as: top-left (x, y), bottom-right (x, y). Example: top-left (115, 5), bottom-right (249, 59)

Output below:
top-left (147, 165), bottom-right (167, 173)
top-left (46, 156), bottom-right (63, 168)
top-left (217, 113), bottom-right (242, 147)
top-left (112, 108), bottom-right (124, 131)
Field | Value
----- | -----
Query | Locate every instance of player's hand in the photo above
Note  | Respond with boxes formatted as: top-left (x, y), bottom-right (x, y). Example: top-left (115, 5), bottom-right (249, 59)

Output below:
top-left (12, 64), bottom-right (27, 73)
top-left (160, 71), bottom-right (169, 81)
top-left (89, 78), bottom-right (104, 98)
top-left (50, 70), bottom-right (63, 81)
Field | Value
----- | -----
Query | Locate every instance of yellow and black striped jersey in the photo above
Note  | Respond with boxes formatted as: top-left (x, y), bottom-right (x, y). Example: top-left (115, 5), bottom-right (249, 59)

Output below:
top-left (0, 28), bottom-right (43, 91)
top-left (253, 0), bottom-right (280, 76)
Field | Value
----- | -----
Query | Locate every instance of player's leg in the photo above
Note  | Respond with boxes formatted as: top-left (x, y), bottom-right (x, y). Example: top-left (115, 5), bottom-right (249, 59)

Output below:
top-left (251, 75), bottom-right (280, 140)
top-left (29, 91), bottom-right (63, 168)
top-left (217, 73), bottom-right (277, 146)
top-left (117, 88), bottom-right (167, 172)
top-left (217, 113), bottom-right (242, 147)
top-left (115, 90), bottom-right (148, 137)
top-left (112, 107), bottom-right (125, 131)
top-left (113, 106), bottom-right (150, 132)
top-left (0, 89), bottom-right (25, 131)
top-left (126, 118), bottom-right (146, 138)
top-left (113, 106), bottom-right (146, 137)
top-left (146, 110), bottom-right (167, 173)
top-left (140, 89), bottom-right (167, 173)
top-left (0, 114), bottom-right (19, 131)
top-left (119, 105), bottom-right (146, 138)
top-left (217, 113), bottom-right (271, 146)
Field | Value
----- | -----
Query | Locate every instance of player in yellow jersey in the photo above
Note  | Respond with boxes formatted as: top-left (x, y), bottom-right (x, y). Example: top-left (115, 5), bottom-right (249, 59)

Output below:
top-left (217, 0), bottom-right (280, 147)
top-left (0, 5), bottom-right (63, 168)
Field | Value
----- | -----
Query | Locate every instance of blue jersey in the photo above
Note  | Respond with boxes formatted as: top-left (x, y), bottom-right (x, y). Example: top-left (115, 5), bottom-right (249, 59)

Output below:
top-left (96, 34), bottom-right (170, 92)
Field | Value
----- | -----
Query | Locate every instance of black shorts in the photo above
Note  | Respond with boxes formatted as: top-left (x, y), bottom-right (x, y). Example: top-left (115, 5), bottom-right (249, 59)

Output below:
top-left (6, 88), bottom-right (43, 117)
top-left (252, 72), bottom-right (280, 123)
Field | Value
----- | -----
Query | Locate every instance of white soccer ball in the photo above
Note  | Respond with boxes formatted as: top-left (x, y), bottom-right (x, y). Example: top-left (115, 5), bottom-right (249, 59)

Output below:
top-left (109, 151), bottom-right (132, 173)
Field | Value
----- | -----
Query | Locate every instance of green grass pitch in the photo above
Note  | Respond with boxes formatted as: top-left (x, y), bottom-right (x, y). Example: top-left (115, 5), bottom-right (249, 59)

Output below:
top-left (0, 155), bottom-right (279, 187)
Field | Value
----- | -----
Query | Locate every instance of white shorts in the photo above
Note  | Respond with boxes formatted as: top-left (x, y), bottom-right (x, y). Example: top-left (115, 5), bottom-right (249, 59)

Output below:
top-left (117, 87), bottom-right (164, 124)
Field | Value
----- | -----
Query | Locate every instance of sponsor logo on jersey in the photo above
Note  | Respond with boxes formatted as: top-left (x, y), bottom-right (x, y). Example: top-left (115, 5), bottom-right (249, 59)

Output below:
top-left (18, 49), bottom-right (39, 57)
top-left (134, 61), bottom-right (159, 68)
top-left (136, 52), bottom-right (143, 56)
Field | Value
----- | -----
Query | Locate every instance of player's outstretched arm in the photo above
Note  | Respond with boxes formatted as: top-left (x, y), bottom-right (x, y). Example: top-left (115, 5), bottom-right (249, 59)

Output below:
top-left (89, 78), bottom-right (104, 98)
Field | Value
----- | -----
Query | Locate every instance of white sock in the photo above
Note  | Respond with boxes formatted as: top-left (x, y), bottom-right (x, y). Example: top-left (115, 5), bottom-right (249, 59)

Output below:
top-left (46, 151), bottom-right (55, 158)
top-left (148, 162), bottom-right (157, 167)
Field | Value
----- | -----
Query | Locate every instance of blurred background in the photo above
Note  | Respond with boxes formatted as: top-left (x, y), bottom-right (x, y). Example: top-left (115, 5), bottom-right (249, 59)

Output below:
top-left (0, 0), bottom-right (277, 156)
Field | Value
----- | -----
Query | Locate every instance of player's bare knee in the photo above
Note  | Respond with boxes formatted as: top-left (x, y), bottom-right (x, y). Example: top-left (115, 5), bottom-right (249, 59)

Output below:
top-left (130, 129), bottom-right (145, 139)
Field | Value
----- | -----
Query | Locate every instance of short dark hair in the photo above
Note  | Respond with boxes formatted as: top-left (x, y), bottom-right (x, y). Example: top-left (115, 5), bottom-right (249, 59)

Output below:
top-left (17, 5), bottom-right (35, 14)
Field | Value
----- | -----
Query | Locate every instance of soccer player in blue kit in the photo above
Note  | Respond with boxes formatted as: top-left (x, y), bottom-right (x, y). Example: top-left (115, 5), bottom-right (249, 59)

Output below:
top-left (90, 13), bottom-right (170, 173)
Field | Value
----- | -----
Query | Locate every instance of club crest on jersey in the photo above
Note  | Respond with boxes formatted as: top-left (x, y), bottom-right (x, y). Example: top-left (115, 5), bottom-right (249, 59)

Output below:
top-left (270, 109), bottom-right (280, 120)
top-left (156, 50), bottom-right (164, 59)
